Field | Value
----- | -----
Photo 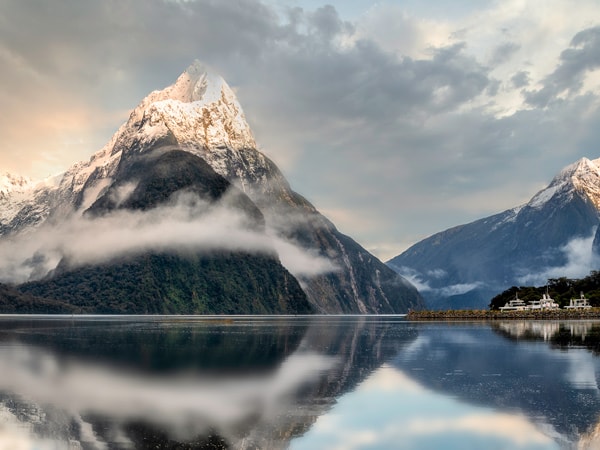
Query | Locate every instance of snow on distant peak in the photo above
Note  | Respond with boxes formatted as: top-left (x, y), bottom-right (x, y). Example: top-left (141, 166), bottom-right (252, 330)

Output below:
top-left (570, 157), bottom-right (600, 209)
top-left (528, 157), bottom-right (600, 210)
top-left (528, 183), bottom-right (562, 209)
top-left (0, 173), bottom-right (32, 197)
top-left (547, 157), bottom-right (600, 187)
top-left (558, 157), bottom-right (597, 178)
top-left (0, 173), bottom-right (35, 226)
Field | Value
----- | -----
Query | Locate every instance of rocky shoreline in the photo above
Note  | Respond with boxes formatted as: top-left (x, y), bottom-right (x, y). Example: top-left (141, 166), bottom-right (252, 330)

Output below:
top-left (407, 308), bottom-right (600, 320)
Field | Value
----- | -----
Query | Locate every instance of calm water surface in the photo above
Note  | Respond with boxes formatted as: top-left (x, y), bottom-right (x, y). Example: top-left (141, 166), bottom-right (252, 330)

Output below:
top-left (0, 316), bottom-right (599, 449)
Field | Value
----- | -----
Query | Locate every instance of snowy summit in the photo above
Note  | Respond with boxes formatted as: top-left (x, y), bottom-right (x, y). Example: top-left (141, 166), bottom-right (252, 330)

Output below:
top-left (0, 62), bottom-right (260, 232)
top-left (529, 157), bottom-right (600, 210)
top-left (127, 60), bottom-right (256, 151)
top-left (0, 173), bottom-right (32, 198)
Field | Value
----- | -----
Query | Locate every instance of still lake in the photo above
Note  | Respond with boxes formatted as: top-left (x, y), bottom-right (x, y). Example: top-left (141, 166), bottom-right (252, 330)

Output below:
top-left (1, 316), bottom-right (600, 449)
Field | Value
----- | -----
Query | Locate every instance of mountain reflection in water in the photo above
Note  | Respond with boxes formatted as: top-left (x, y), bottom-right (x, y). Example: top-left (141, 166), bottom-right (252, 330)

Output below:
top-left (390, 321), bottom-right (600, 450)
top-left (0, 316), bottom-right (415, 449)
top-left (4, 317), bottom-right (600, 449)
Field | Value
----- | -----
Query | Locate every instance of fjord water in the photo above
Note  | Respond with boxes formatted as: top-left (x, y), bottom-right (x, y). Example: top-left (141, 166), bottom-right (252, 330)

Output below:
top-left (1, 317), bottom-right (600, 449)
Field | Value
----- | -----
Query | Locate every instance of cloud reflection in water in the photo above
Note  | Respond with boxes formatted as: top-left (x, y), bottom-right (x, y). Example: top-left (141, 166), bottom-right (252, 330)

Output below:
top-left (291, 365), bottom-right (560, 450)
top-left (0, 342), bottom-right (336, 447)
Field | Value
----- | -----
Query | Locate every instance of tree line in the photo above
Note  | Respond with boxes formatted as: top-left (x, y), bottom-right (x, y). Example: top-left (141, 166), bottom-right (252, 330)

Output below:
top-left (489, 271), bottom-right (600, 310)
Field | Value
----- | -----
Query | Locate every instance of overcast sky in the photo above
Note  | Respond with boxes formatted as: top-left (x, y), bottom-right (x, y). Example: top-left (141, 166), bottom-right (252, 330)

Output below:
top-left (2, 0), bottom-right (600, 260)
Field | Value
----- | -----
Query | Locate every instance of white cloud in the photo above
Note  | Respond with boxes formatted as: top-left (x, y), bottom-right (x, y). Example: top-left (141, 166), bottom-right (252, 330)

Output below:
top-left (273, 238), bottom-right (338, 277)
top-left (517, 229), bottom-right (596, 285)
top-left (392, 265), bottom-right (481, 296)
top-left (427, 268), bottom-right (447, 279)
top-left (0, 192), bottom-right (337, 283)
top-left (352, 0), bottom-right (600, 120)
top-left (438, 282), bottom-right (483, 297)
top-left (392, 266), bottom-right (433, 292)
top-left (355, 5), bottom-right (452, 59)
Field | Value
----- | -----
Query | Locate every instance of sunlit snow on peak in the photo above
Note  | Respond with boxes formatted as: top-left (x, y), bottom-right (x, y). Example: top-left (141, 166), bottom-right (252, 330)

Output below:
top-left (528, 156), bottom-right (600, 210)
top-left (0, 173), bottom-right (32, 197)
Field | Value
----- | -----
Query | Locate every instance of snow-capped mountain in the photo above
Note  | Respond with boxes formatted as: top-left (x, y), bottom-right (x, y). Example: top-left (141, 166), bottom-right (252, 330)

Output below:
top-left (1, 62), bottom-right (260, 233)
top-left (388, 156), bottom-right (600, 309)
top-left (0, 173), bottom-right (32, 196)
top-left (0, 62), bottom-right (423, 314)
top-left (0, 173), bottom-right (31, 227)
top-left (0, 62), bottom-right (301, 232)
top-left (529, 157), bottom-right (600, 210)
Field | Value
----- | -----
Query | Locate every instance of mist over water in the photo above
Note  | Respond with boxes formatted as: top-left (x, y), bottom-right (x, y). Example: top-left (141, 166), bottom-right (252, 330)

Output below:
top-left (1, 316), bottom-right (600, 449)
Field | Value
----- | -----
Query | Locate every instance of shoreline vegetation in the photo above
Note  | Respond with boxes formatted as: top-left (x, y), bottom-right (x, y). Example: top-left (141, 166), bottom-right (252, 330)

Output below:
top-left (407, 308), bottom-right (600, 321)
top-left (489, 272), bottom-right (600, 310)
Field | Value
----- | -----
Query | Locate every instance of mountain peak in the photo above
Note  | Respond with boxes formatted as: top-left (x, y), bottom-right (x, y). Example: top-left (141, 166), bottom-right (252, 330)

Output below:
top-left (528, 156), bottom-right (600, 209)
top-left (560, 157), bottom-right (598, 178)
top-left (389, 155), bottom-right (600, 310)
top-left (569, 157), bottom-right (600, 209)
top-left (124, 61), bottom-right (256, 151)
top-left (155, 61), bottom-right (227, 105)
top-left (0, 172), bottom-right (32, 197)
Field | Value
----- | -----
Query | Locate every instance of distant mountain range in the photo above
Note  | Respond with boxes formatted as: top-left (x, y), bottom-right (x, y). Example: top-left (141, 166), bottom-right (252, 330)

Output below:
top-left (388, 157), bottom-right (600, 309)
top-left (0, 62), bottom-right (423, 314)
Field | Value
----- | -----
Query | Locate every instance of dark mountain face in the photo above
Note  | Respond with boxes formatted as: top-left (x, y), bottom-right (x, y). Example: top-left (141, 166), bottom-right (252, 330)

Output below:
top-left (19, 150), bottom-right (311, 315)
top-left (389, 157), bottom-right (600, 309)
top-left (0, 283), bottom-right (78, 313)
top-left (21, 252), bottom-right (311, 314)
top-left (86, 148), bottom-right (264, 227)
top-left (592, 226), bottom-right (600, 259)
top-left (287, 215), bottom-right (423, 314)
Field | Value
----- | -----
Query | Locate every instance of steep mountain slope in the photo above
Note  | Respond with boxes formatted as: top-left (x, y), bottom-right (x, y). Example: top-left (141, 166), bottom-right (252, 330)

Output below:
top-left (0, 62), bottom-right (423, 314)
top-left (21, 251), bottom-right (311, 314)
top-left (388, 157), bottom-right (600, 309)
top-left (19, 150), bottom-right (311, 314)
top-left (0, 283), bottom-right (79, 313)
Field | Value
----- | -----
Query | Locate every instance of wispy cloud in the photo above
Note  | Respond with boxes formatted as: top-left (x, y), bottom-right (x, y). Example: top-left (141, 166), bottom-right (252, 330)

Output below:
top-left (524, 25), bottom-right (600, 107)
top-left (517, 229), bottom-right (597, 285)
top-left (392, 265), bottom-right (482, 297)
top-left (0, 192), bottom-right (336, 284)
